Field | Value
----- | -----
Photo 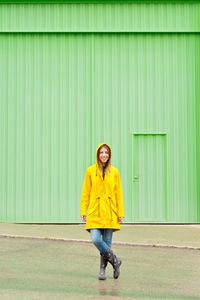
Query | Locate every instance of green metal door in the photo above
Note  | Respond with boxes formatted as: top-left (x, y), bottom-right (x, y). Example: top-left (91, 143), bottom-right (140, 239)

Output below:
top-left (132, 134), bottom-right (167, 222)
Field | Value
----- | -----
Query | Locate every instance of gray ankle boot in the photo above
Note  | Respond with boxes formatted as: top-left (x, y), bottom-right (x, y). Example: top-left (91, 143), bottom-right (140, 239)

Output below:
top-left (99, 253), bottom-right (108, 280)
top-left (102, 248), bottom-right (122, 279)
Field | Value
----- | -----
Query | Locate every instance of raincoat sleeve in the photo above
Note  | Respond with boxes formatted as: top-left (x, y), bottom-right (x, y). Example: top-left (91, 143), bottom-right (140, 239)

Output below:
top-left (80, 168), bottom-right (91, 216)
top-left (115, 170), bottom-right (125, 218)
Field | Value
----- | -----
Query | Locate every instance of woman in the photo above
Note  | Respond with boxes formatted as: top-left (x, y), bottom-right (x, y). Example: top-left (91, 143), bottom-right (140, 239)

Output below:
top-left (80, 143), bottom-right (125, 280)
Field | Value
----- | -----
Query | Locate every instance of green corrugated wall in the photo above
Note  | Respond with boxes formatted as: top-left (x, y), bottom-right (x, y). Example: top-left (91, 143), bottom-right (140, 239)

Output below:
top-left (0, 1), bottom-right (199, 223)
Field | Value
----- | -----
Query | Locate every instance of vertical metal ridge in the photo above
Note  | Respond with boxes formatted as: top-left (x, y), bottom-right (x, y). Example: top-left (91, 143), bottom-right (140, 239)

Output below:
top-left (195, 36), bottom-right (200, 222)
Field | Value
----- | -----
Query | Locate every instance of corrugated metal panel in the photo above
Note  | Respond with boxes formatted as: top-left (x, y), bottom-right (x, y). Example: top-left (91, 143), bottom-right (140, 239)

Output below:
top-left (0, 33), bottom-right (92, 222)
top-left (91, 33), bottom-right (198, 223)
top-left (0, 32), bottom-right (198, 222)
top-left (0, 3), bottom-right (199, 32)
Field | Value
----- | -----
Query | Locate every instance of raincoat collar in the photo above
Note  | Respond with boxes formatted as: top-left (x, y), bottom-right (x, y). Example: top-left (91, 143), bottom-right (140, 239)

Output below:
top-left (96, 143), bottom-right (112, 176)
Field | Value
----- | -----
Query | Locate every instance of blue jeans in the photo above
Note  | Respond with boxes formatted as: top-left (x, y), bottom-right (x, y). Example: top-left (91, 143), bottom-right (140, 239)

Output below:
top-left (90, 229), bottom-right (113, 255)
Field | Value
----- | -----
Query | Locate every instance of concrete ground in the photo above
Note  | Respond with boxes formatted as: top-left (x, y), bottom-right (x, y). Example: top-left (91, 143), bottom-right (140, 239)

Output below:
top-left (0, 223), bottom-right (199, 249)
top-left (0, 236), bottom-right (200, 300)
top-left (0, 223), bottom-right (200, 299)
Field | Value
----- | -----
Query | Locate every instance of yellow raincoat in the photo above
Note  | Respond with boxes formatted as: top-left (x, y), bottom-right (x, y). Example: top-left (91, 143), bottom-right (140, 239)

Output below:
top-left (80, 143), bottom-right (125, 233)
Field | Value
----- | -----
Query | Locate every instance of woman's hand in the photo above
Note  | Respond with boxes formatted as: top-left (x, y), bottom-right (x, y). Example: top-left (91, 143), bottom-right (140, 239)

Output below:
top-left (81, 215), bottom-right (87, 222)
top-left (118, 217), bottom-right (124, 224)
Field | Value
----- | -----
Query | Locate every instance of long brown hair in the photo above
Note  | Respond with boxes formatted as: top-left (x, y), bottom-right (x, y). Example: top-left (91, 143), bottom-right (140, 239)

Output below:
top-left (97, 144), bottom-right (111, 175)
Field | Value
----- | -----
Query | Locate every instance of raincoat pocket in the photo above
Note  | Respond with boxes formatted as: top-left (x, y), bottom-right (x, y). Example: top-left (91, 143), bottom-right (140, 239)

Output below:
top-left (108, 196), bottom-right (118, 221)
top-left (87, 197), bottom-right (100, 217)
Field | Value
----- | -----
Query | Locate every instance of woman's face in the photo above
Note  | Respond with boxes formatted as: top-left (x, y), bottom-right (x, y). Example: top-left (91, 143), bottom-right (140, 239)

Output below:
top-left (99, 146), bottom-right (109, 165)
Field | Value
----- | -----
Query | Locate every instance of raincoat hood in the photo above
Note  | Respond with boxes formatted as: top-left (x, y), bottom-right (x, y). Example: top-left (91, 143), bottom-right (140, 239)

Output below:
top-left (96, 143), bottom-right (112, 176)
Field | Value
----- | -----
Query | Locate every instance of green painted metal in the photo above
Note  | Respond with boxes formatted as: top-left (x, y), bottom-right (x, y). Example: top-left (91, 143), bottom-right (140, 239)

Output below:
top-left (0, 33), bottom-right (93, 223)
top-left (0, 2), bottom-right (200, 32)
top-left (0, 2), bottom-right (199, 223)
top-left (132, 134), bottom-right (167, 222)
top-left (91, 33), bottom-right (199, 223)
top-left (0, 32), bottom-right (199, 223)
top-left (1, 0), bottom-right (200, 3)
top-left (195, 37), bottom-right (200, 222)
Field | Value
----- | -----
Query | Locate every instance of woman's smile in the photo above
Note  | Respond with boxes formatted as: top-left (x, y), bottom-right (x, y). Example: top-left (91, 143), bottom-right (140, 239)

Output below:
top-left (99, 147), bottom-right (109, 163)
